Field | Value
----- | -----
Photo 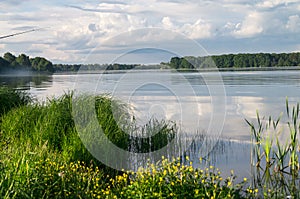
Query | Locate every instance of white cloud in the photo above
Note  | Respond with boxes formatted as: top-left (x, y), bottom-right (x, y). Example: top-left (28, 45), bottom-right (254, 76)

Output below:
top-left (161, 17), bottom-right (174, 29)
top-left (286, 15), bottom-right (300, 32)
top-left (232, 12), bottom-right (264, 38)
top-left (161, 17), bottom-right (212, 39)
top-left (180, 19), bottom-right (212, 39)
top-left (257, 0), bottom-right (300, 8)
top-left (30, 43), bottom-right (76, 62)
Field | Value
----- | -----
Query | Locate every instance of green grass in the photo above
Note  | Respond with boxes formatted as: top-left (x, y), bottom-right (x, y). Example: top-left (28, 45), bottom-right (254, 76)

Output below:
top-left (0, 86), bottom-right (31, 118)
top-left (1, 154), bottom-right (256, 199)
top-left (1, 86), bottom-right (299, 198)
top-left (0, 88), bottom-right (186, 198)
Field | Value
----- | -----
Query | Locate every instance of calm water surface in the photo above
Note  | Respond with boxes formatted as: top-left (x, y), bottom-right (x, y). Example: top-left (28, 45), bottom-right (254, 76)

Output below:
top-left (2, 70), bottom-right (300, 178)
top-left (8, 70), bottom-right (299, 140)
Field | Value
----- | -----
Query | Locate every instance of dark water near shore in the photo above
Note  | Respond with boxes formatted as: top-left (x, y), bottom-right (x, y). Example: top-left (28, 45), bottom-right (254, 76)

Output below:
top-left (1, 70), bottom-right (300, 179)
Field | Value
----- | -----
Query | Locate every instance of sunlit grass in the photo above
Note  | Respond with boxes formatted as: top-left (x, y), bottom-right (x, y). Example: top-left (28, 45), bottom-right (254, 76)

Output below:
top-left (1, 87), bottom-right (299, 198)
top-left (1, 154), bottom-right (258, 199)
top-left (110, 156), bottom-right (252, 198)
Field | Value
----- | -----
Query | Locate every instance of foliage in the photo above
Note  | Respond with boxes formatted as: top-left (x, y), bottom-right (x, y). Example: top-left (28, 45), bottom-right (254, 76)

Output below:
top-left (129, 119), bottom-right (177, 153)
top-left (0, 155), bottom-right (108, 199)
top-left (16, 54), bottom-right (31, 68)
top-left (1, 91), bottom-right (300, 198)
top-left (245, 99), bottom-right (300, 198)
top-left (0, 52), bottom-right (53, 73)
top-left (1, 93), bottom-right (74, 150)
top-left (0, 86), bottom-right (31, 118)
top-left (53, 63), bottom-right (81, 72)
top-left (168, 52), bottom-right (300, 69)
top-left (111, 157), bottom-right (251, 199)
top-left (0, 154), bottom-right (257, 199)
top-left (0, 57), bottom-right (10, 70)
top-left (3, 51), bottom-right (300, 73)
top-left (0, 92), bottom-right (251, 198)
top-left (30, 57), bottom-right (54, 72)
top-left (3, 52), bottom-right (16, 64)
top-left (21, 159), bottom-right (107, 198)
top-left (74, 94), bottom-right (177, 153)
top-left (0, 91), bottom-right (178, 167)
top-left (53, 63), bottom-right (141, 72)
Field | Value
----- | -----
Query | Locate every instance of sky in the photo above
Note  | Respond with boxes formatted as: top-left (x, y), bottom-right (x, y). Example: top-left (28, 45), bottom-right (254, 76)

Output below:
top-left (1, 0), bottom-right (300, 64)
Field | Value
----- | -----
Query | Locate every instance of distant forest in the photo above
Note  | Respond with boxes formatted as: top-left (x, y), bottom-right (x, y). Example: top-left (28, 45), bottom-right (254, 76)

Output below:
top-left (53, 63), bottom-right (140, 72)
top-left (1, 52), bottom-right (300, 73)
top-left (0, 52), bottom-right (140, 73)
top-left (167, 52), bottom-right (300, 69)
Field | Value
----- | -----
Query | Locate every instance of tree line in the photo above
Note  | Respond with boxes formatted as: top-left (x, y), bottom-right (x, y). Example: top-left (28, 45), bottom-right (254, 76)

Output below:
top-left (2, 52), bottom-right (300, 73)
top-left (0, 52), bottom-right (140, 73)
top-left (53, 63), bottom-right (140, 72)
top-left (0, 52), bottom-right (54, 73)
top-left (167, 52), bottom-right (300, 69)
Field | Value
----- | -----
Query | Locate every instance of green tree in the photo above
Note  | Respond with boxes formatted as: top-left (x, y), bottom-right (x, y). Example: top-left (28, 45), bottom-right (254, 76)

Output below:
top-left (233, 54), bottom-right (243, 68)
top-left (169, 57), bottom-right (181, 69)
top-left (181, 58), bottom-right (193, 69)
top-left (223, 54), bottom-right (234, 68)
top-left (3, 52), bottom-right (16, 64)
top-left (278, 57), bottom-right (285, 66)
top-left (0, 57), bottom-right (10, 71)
top-left (30, 57), bottom-right (54, 72)
top-left (16, 54), bottom-right (31, 68)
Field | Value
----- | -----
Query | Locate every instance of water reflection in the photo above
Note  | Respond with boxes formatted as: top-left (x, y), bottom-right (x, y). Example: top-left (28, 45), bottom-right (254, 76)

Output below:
top-left (0, 74), bottom-right (52, 90)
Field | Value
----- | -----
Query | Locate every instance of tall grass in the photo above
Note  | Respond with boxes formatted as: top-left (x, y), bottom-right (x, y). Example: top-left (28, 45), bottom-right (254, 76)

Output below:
top-left (128, 118), bottom-right (177, 153)
top-left (1, 93), bottom-right (75, 151)
top-left (74, 94), bottom-right (178, 153)
top-left (0, 86), bottom-right (31, 118)
top-left (245, 98), bottom-right (300, 198)
top-left (0, 89), bottom-right (181, 197)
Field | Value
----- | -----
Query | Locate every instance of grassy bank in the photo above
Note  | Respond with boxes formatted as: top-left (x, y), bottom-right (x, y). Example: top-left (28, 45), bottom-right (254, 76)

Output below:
top-left (0, 87), bottom-right (299, 198)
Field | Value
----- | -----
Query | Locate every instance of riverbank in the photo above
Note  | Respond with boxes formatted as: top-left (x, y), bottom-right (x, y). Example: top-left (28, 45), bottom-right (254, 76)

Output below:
top-left (175, 66), bottom-right (300, 72)
top-left (51, 66), bottom-right (300, 75)
top-left (0, 87), bottom-right (299, 198)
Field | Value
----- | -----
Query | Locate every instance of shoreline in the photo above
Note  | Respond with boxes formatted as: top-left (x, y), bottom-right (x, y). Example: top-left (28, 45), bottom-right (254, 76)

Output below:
top-left (53, 66), bottom-right (300, 75)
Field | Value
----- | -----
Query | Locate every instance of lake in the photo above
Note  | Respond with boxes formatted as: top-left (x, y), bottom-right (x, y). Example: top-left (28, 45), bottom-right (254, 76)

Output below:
top-left (1, 69), bottom-right (300, 179)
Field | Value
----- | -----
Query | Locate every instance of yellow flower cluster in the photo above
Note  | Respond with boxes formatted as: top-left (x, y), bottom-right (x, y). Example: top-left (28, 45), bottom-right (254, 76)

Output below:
top-left (28, 156), bottom-right (254, 198)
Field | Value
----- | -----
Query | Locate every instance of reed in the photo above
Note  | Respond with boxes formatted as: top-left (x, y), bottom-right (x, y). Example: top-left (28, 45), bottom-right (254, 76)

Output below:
top-left (245, 98), bottom-right (300, 197)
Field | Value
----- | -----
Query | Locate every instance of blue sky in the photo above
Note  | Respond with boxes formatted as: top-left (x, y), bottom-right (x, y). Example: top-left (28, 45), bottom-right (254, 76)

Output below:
top-left (1, 0), bottom-right (300, 64)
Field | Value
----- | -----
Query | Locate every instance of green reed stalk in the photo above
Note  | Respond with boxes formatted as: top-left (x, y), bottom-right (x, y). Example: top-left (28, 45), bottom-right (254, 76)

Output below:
top-left (246, 98), bottom-right (300, 197)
